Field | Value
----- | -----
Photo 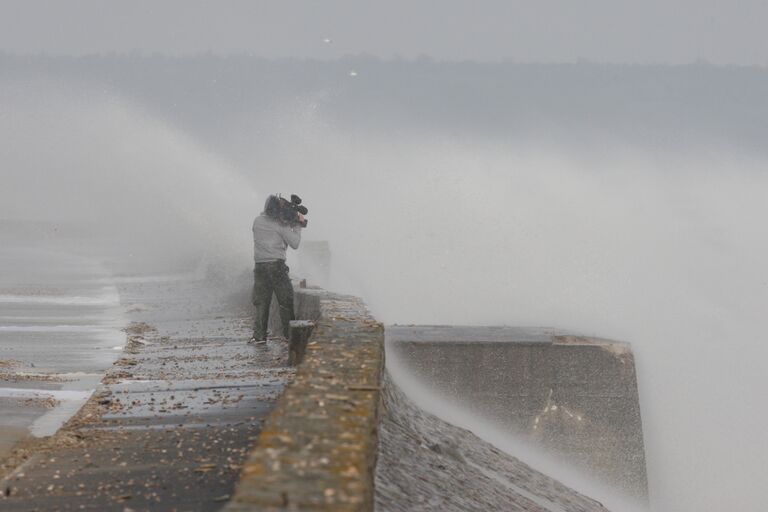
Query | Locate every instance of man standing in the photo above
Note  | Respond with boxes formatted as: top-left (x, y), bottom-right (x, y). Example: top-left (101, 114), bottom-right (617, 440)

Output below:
top-left (250, 195), bottom-right (305, 344)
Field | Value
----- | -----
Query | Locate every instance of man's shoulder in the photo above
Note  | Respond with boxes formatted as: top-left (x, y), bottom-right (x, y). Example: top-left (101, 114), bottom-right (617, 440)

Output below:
top-left (254, 214), bottom-right (285, 232)
top-left (253, 214), bottom-right (273, 226)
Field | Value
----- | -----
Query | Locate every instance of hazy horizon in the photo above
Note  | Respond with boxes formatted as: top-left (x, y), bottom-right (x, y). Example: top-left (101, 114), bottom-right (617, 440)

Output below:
top-left (4, 51), bottom-right (768, 68)
top-left (2, 1), bottom-right (768, 66)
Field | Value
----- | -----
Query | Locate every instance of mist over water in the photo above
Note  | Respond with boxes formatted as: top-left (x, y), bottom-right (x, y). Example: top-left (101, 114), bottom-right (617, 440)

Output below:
top-left (3, 71), bottom-right (767, 511)
top-left (0, 79), bottom-right (257, 271)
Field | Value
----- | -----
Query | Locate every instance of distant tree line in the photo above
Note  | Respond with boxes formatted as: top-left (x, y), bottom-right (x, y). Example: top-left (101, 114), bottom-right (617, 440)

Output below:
top-left (2, 53), bottom-right (768, 155)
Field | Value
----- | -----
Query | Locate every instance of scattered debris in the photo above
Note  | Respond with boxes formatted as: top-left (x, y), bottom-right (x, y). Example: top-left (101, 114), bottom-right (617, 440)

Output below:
top-left (0, 276), bottom-right (292, 509)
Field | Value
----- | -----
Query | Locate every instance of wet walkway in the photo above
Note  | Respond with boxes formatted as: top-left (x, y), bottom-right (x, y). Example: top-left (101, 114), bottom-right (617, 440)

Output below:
top-left (0, 242), bottom-right (125, 454)
top-left (0, 274), bottom-right (293, 511)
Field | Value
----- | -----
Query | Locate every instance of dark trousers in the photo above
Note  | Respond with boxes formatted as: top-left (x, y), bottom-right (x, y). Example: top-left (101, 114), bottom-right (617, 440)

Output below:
top-left (252, 260), bottom-right (294, 340)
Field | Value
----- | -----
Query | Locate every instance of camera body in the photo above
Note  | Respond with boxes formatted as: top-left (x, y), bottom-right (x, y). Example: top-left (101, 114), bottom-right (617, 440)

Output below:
top-left (264, 194), bottom-right (308, 227)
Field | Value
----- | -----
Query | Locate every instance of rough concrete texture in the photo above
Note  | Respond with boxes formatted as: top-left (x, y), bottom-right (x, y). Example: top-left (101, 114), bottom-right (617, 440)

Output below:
top-left (387, 326), bottom-right (648, 502)
top-left (226, 290), bottom-right (384, 512)
top-left (375, 371), bottom-right (611, 512)
top-left (0, 274), bottom-right (292, 511)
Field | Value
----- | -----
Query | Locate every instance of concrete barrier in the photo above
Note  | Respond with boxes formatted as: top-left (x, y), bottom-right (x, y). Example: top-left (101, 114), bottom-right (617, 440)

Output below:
top-left (229, 289), bottom-right (646, 510)
top-left (374, 371), bottom-right (612, 512)
top-left (225, 288), bottom-right (384, 512)
top-left (387, 326), bottom-right (648, 502)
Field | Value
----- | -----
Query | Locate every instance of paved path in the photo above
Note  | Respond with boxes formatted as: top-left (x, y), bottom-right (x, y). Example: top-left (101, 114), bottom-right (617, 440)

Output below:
top-left (0, 274), bottom-right (292, 511)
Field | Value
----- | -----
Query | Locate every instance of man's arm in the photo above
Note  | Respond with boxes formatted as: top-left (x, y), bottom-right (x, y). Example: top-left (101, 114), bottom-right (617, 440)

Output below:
top-left (280, 223), bottom-right (301, 249)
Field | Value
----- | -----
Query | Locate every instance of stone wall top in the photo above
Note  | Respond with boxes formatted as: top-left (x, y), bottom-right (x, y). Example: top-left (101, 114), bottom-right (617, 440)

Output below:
top-left (226, 289), bottom-right (384, 512)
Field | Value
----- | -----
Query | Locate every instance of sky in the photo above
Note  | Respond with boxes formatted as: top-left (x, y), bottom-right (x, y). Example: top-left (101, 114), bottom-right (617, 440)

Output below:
top-left (0, 0), bottom-right (766, 65)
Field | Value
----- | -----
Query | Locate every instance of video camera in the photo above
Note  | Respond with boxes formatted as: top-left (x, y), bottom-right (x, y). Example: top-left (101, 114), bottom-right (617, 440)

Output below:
top-left (265, 194), bottom-right (308, 227)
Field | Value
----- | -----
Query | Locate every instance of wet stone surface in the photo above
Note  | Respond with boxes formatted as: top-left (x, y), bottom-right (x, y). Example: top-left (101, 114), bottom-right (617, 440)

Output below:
top-left (0, 275), bottom-right (294, 511)
top-left (386, 326), bottom-right (648, 502)
top-left (226, 290), bottom-right (384, 512)
top-left (375, 371), bottom-right (611, 512)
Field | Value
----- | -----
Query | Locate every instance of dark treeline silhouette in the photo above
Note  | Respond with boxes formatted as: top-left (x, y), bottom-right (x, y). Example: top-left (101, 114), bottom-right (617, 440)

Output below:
top-left (3, 53), bottom-right (768, 157)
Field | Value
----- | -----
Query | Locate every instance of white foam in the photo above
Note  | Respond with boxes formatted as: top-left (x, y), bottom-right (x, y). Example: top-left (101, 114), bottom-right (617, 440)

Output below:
top-left (0, 294), bottom-right (117, 306)
top-left (0, 315), bottom-right (105, 322)
top-left (0, 325), bottom-right (118, 333)
top-left (28, 390), bottom-right (95, 437)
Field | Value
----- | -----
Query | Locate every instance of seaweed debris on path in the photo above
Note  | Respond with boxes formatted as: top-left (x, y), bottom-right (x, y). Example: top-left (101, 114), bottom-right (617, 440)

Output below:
top-left (0, 275), bottom-right (294, 511)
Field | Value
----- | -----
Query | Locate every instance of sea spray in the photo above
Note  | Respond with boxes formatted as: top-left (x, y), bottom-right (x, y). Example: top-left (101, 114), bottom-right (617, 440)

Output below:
top-left (0, 79), bottom-right (260, 273)
top-left (240, 114), bottom-right (768, 512)
top-left (4, 74), bottom-right (768, 511)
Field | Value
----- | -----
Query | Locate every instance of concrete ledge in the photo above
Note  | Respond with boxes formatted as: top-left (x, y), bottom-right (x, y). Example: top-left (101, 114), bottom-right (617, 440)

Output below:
top-left (226, 289), bottom-right (384, 511)
top-left (387, 326), bottom-right (648, 502)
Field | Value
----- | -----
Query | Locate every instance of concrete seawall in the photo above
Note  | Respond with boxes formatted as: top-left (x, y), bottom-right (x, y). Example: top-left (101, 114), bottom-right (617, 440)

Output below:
top-left (375, 371), bottom-right (611, 512)
top-left (227, 289), bottom-right (646, 511)
top-left (387, 326), bottom-right (648, 502)
top-left (0, 275), bottom-right (643, 511)
top-left (226, 289), bottom-right (384, 511)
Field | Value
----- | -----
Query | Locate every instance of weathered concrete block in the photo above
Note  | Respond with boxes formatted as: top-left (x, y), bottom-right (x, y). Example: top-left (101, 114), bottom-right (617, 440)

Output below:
top-left (288, 320), bottom-right (315, 365)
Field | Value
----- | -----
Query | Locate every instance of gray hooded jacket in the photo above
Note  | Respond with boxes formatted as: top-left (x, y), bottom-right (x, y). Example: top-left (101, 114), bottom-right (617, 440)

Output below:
top-left (252, 213), bottom-right (301, 263)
